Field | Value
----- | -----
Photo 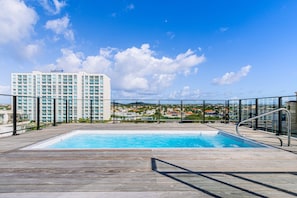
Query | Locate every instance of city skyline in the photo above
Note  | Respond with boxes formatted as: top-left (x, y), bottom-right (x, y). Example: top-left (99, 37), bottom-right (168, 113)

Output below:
top-left (0, 0), bottom-right (297, 100)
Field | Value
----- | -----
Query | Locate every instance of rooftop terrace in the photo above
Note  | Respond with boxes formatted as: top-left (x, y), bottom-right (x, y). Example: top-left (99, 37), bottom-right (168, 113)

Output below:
top-left (1, 123), bottom-right (297, 197)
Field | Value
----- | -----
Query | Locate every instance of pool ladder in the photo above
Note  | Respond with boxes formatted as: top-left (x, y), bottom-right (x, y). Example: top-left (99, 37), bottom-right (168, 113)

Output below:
top-left (236, 108), bottom-right (291, 146)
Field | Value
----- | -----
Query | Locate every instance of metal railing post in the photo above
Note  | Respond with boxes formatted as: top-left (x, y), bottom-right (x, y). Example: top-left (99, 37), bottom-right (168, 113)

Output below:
top-left (135, 100), bottom-right (137, 122)
top-left (158, 100), bottom-right (161, 124)
top-left (226, 100), bottom-right (229, 124)
top-left (90, 99), bottom-right (93, 123)
top-left (37, 97), bottom-right (40, 130)
top-left (53, 98), bottom-right (56, 126)
top-left (278, 97), bottom-right (282, 135)
top-left (180, 100), bottom-right (183, 123)
top-left (13, 96), bottom-right (17, 135)
top-left (65, 99), bottom-right (68, 123)
top-left (255, 98), bottom-right (258, 130)
top-left (239, 99), bottom-right (242, 123)
top-left (112, 99), bottom-right (115, 124)
top-left (203, 100), bottom-right (205, 123)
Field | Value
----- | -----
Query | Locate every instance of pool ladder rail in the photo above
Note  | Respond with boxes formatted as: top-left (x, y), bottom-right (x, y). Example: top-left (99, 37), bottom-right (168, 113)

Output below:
top-left (236, 108), bottom-right (291, 147)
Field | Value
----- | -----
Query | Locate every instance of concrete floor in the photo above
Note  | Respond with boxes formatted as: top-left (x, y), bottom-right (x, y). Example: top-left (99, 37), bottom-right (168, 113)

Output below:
top-left (1, 123), bottom-right (297, 198)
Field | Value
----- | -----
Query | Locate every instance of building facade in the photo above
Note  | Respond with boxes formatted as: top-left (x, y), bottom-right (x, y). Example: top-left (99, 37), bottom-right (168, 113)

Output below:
top-left (11, 71), bottom-right (111, 122)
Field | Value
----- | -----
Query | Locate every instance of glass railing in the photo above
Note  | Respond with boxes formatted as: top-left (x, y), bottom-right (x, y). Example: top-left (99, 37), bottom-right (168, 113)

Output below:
top-left (0, 93), bottom-right (296, 137)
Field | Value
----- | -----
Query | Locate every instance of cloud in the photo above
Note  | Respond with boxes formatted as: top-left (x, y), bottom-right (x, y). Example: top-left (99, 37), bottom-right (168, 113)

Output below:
top-left (194, 67), bottom-right (199, 74)
top-left (166, 32), bottom-right (175, 39)
top-left (0, 85), bottom-right (10, 104)
top-left (21, 43), bottom-right (43, 59)
top-left (220, 27), bottom-right (229, 32)
top-left (112, 3), bottom-right (135, 18)
top-left (45, 15), bottom-right (74, 41)
top-left (42, 44), bottom-right (205, 97)
top-left (45, 48), bottom-right (83, 72)
top-left (126, 4), bottom-right (135, 11)
top-left (39, 0), bottom-right (66, 15)
top-left (0, 0), bottom-right (38, 44)
top-left (213, 65), bottom-right (252, 85)
top-left (111, 44), bottom-right (205, 92)
top-left (0, 0), bottom-right (41, 62)
top-left (82, 55), bottom-right (112, 74)
top-left (169, 86), bottom-right (201, 99)
top-left (0, 85), bottom-right (10, 94)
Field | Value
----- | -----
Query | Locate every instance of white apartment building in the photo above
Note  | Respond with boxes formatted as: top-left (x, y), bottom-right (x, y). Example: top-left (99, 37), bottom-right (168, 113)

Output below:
top-left (11, 71), bottom-right (111, 122)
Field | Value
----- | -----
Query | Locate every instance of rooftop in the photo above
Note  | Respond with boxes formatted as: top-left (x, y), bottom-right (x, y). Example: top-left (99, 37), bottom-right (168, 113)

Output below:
top-left (1, 123), bottom-right (297, 197)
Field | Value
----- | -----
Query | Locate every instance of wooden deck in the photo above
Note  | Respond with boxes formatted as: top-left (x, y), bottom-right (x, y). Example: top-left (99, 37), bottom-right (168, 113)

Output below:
top-left (1, 123), bottom-right (297, 198)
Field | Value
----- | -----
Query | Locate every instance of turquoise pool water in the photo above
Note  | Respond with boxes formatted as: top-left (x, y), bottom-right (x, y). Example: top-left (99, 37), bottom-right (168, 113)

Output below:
top-left (25, 130), bottom-right (266, 149)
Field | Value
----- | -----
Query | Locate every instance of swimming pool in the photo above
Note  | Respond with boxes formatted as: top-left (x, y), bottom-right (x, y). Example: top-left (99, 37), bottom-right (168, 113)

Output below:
top-left (24, 130), bottom-right (267, 149)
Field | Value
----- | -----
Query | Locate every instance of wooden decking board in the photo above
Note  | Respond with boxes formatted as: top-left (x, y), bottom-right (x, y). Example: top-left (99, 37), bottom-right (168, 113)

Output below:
top-left (1, 123), bottom-right (297, 197)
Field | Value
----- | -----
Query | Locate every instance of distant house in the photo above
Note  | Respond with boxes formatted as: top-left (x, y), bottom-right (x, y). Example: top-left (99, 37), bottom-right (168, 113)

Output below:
top-left (0, 110), bottom-right (11, 124)
top-left (169, 111), bottom-right (179, 117)
top-left (204, 110), bottom-right (217, 116)
top-left (0, 110), bottom-right (26, 124)
top-left (185, 111), bottom-right (193, 116)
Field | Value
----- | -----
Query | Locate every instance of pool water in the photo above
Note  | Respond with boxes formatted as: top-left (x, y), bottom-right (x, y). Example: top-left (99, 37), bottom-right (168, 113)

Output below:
top-left (25, 130), bottom-right (266, 149)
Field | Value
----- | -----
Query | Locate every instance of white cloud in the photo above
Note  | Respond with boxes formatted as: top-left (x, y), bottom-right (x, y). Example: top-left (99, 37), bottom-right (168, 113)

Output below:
top-left (111, 44), bottom-right (205, 92)
top-left (21, 43), bottom-right (42, 59)
top-left (112, 3), bottom-right (135, 18)
top-left (99, 47), bottom-right (117, 58)
top-left (0, 85), bottom-right (10, 94)
top-left (39, 0), bottom-right (66, 15)
top-left (82, 55), bottom-right (112, 74)
top-left (166, 31), bottom-right (175, 39)
top-left (126, 4), bottom-right (135, 11)
top-left (0, 0), bottom-right (38, 44)
top-left (220, 27), bottom-right (229, 32)
top-left (183, 69), bottom-right (191, 76)
top-left (45, 15), bottom-right (74, 41)
top-left (213, 65), bottom-right (252, 85)
top-left (42, 44), bottom-right (205, 97)
top-left (55, 49), bottom-right (83, 71)
top-left (194, 67), bottom-right (199, 74)
top-left (152, 74), bottom-right (176, 89)
top-left (39, 48), bottom-right (82, 72)
top-left (122, 75), bottom-right (149, 90)
top-left (0, 0), bottom-right (41, 62)
top-left (169, 86), bottom-right (201, 99)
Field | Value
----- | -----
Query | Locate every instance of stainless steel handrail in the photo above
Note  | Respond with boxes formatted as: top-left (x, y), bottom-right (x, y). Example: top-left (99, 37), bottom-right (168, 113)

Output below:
top-left (236, 108), bottom-right (291, 146)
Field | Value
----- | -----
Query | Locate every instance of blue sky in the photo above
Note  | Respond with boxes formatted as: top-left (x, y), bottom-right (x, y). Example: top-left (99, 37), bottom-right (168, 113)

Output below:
top-left (0, 0), bottom-right (297, 100)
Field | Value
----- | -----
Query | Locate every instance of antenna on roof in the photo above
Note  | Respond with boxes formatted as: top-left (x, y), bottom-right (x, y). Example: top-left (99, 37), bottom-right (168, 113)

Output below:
top-left (50, 69), bottom-right (64, 73)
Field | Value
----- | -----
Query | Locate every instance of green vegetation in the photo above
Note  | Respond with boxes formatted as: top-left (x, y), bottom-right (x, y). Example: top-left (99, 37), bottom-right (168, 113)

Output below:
top-left (184, 114), bottom-right (203, 120)
top-left (111, 102), bottom-right (227, 123)
top-left (78, 118), bottom-right (91, 123)
top-left (0, 104), bottom-right (11, 110)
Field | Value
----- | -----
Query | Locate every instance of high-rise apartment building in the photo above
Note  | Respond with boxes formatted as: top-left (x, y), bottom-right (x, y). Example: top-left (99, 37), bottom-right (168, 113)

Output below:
top-left (11, 71), bottom-right (111, 122)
